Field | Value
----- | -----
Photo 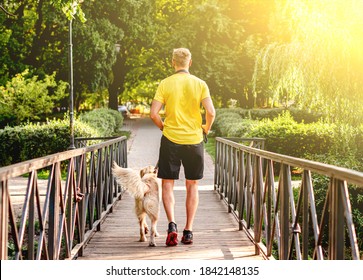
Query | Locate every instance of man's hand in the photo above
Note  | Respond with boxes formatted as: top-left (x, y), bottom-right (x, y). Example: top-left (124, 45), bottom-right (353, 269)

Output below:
top-left (150, 100), bottom-right (164, 131)
top-left (201, 97), bottom-right (216, 136)
top-left (201, 124), bottom-right (210, 135)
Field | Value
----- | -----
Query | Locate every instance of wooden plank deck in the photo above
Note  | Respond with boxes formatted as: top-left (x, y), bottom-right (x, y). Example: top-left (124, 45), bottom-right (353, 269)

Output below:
top-left (77, 186), bottom-right (265, 260)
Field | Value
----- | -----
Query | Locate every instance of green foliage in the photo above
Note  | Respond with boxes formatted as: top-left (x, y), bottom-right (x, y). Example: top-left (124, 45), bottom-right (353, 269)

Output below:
top-left (213, 110), bottom-right (258, 138)
top-left (246, 111), bottom-right (335, 159)
top-left (50, 0), bottom-right (86, 22)
top-left (1, 0), bottom-right (362, 125)
top-left (215, 107), bottom-right (321, 123)
top-left (149, 0), bottom-right (252, 107)
top-left (252, 0), bottom-right (363, 125)
top-left (213, 108), bottom-right (363, 170)
top-left (0, 117), bottom-right (98, 167)
top-left (73, 17), bottom-right (124, 94)
top-left (213, 108), bottom-right (322, 139)
top-left (78, 108), bottom-right (123, 137)
top-left (0, 70), bottom-right (67, 125)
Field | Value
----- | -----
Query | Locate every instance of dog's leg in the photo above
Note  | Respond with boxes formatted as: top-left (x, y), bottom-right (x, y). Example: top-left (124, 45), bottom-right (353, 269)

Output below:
top-left (149, 217), bottom-right (158, 247)
top-left (154, 225), bottom-right (159, 237)
top-left (144, 222), bottom-right (149, 234)
top-left (138, 213), bottom-right (147, 242)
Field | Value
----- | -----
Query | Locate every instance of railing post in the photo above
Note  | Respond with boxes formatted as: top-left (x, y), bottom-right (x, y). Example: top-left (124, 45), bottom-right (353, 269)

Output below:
top-left (96, 148), bottom-right (103, 231)
top-left (302, 170), bottom-right (309, 260)
top-left (245, 153), bottom-right (253, 228)
top-left (0, 181), bottom-right (9, 260)
top-left (237, 149), bottom-right (245, 228)
top-left (48, 163), bottom-right (61, 260)
top-left (66, 158), bottom-right (74, 253)
top-left (123, 139), bottom-right (128, 168)
top-left (103, 147), bottom-right (110, 207)
top-left (264, 160), bottom-right (274, 257)
top-left (279, 164), bottom-right (290, 260)
top-left (214, 140), bottom-right (219, 191)
top-left (227, 146), bottom-right (233, 212)
top-left (220, 142), bottom-right (226, 199)
top-left (28, 174), bottom-right (36, 260)
top-left (78, 154), bottom-right (87, 257)
top-left (231, 148), bottom-right (237, 209)
top-left (254, 155), bottom-right (263, 254)
top-left (329, 178), bottom-right (345, 260)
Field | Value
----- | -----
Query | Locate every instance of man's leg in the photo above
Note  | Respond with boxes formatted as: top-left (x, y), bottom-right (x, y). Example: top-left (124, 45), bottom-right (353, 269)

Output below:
top-left (162, 179), bottom-right (175, 223)
top-left (184, 179), bottom-right (199, 231)
top-left (162, 179), bottom-right (179, 246)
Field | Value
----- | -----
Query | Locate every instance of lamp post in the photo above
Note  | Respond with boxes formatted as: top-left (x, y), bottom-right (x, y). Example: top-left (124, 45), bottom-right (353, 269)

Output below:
top-left (68, 18), bottom-right (75, 150)
top-left (115, 42), bottom-right (121, 53)
top-left (111, 42), bottom-right (121, 108)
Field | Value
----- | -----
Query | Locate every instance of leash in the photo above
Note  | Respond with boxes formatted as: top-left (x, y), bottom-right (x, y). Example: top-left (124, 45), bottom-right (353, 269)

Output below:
top-left (203, 131), bottom-right (208, 143)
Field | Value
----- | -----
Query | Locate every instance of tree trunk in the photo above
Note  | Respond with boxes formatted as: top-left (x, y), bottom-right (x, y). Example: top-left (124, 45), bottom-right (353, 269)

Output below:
top-left (109, 54), bottom-right (127, 110)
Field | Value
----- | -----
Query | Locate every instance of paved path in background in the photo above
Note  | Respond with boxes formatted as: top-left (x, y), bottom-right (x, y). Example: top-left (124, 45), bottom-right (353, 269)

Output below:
top-left (123, 117), bottom-right (214, 188)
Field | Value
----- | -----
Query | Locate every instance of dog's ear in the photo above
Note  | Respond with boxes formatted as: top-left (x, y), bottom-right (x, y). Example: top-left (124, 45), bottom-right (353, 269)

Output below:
top-left (140, 169), bottom-right (145, 178)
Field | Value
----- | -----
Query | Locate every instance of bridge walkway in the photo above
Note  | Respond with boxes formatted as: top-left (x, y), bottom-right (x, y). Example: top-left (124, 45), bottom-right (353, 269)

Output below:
top-left (77, 117), bottom-right (264, 260)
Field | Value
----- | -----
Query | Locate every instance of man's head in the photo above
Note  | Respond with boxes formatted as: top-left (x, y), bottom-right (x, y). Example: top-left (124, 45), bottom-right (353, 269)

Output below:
top-left (172, 48), bottom-right (192, 68)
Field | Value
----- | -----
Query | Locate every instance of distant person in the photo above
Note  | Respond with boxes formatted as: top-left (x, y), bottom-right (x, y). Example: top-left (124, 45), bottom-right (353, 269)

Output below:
top-left (150, 48), bottom-right (216, 246)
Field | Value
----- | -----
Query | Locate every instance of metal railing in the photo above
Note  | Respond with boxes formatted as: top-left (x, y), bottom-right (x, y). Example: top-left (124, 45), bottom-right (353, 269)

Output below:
top-left (215, 137), bottom-right (363, 260)
top-left (0, 136), bottom-right (127, 260)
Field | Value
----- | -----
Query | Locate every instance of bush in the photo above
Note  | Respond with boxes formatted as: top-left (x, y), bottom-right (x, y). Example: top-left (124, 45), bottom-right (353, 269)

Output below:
top-left (214, 108), bottom-right (363, 169)
top-left (245, 111), bottom-right (336, 159)
top-left (356, 124), bottom-right (363, 166)
top-left (0, 118), bottom-right (98, 167)
top-left (0, 108), bottom-right (126, 167)
top-left (214, 107), bottom-right (321, 125)
top-left (213, 110), bottom-right (242, 136)
top-left (79, 108), bottom-right (123, 137)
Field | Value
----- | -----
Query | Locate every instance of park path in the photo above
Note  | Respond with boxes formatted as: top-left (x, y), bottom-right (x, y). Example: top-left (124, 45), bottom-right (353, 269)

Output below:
top-left (124, 116), bottom-right (214, 187)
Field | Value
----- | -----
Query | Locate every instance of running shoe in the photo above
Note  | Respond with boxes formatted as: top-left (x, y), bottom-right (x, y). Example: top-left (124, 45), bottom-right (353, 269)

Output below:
top-left (166, 222), bottom-right (178, 246)
top-left (181, 229), bottom-right (193, 245)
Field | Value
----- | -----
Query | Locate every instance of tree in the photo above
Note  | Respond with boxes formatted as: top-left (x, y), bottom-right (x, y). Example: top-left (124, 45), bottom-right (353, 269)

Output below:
top-left (122, 0), bottom-right (255, 107)
top-left (0, 70), bottom-right (67, 124)
top-left (98, 0), bottom-right (157, 110)
top-left (252, 0), bottom-right (363, 124)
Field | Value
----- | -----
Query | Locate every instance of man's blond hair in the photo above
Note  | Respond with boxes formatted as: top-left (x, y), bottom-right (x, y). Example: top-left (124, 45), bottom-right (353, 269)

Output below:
top-left (172, 48), bottom-right (192, 67)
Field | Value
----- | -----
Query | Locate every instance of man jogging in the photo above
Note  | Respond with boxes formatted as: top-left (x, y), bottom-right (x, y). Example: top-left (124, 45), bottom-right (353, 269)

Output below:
top-left (150, 48), bottom-right (216, 246)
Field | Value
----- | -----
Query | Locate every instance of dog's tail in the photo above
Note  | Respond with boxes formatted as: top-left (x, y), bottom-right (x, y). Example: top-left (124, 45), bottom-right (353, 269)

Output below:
top-left (112, 162), bottom-right (149, 199)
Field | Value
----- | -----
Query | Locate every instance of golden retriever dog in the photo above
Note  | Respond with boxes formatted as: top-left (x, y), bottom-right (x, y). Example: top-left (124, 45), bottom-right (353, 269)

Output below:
top-left (112, 162), bottom-right (161, 247)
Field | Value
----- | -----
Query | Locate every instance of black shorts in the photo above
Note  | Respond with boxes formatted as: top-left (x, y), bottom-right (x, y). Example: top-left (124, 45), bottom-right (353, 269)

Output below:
top-left (157, 135), bottom-right (204, 180)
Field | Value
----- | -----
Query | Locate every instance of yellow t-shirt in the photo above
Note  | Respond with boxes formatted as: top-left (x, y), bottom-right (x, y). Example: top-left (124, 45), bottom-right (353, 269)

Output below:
top-left (153, 73), bottom-right (210, 144)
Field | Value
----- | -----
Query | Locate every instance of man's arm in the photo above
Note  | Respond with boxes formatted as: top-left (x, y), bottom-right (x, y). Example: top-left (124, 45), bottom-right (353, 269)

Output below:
top-left (201, 97), bottom-right (216, 134)
top-left (150, 100), bottom-right (164, 131)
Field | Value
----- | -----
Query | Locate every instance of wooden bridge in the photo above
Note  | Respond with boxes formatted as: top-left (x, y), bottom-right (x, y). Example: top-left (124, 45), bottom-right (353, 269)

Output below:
top-left (1, 117), bottom-right (362, 261)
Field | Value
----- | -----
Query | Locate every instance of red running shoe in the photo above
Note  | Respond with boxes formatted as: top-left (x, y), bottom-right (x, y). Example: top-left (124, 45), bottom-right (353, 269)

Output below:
top-left (166, 222), bottom-right (178, 246)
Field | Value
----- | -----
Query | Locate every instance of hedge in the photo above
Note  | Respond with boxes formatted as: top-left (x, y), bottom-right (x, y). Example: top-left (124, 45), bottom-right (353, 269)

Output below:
top-left (0, 108), bottom-right (124, 167)
top-left (79, 108), bottom-right (123, 137)
top-left (213, 109), bottom-right (363, 170)
top-left (245, 111), bottom-right (336, 159)
top-left (214, 107), bottom-right (321, 123)
top-left (0, 118), bottom-right (98, 167)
